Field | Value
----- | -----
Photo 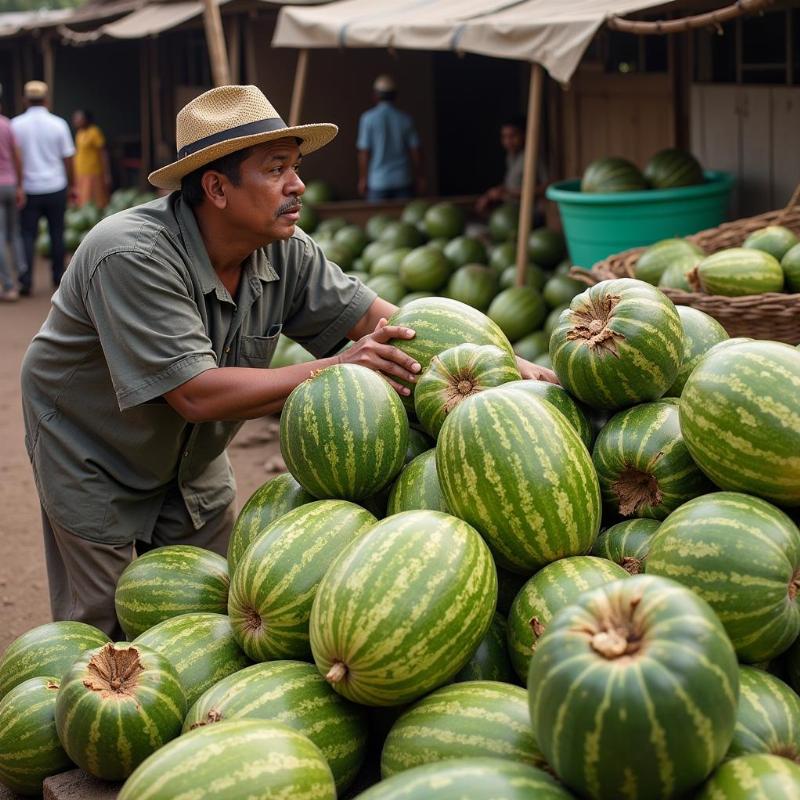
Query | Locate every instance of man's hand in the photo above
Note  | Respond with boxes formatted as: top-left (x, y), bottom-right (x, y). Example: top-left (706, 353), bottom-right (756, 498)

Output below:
top-left (358, 176), bottom-right (367, 197)
top-left (15, 187), bottom-right (25, 210)
top-left (338, 318), bottom-right (421, 396)
top-left (516, 356), bottom-right (560, 385)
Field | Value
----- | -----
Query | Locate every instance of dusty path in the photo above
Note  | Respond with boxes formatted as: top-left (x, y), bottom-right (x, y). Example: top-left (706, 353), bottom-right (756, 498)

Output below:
top-left (0, 260), bottom-right (283, 653)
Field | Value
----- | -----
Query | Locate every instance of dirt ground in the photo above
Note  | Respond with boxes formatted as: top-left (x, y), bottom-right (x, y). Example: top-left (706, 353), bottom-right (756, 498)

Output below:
top-left (0, 259), bottom-right (284, 654)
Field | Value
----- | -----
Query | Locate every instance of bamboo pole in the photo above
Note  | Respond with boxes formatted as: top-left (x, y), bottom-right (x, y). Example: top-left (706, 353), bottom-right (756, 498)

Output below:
top-left (289, 49), bottom-right (310, 126)
top-left (607, 0), bottom-right (773, 34)
top-left (244, 11), bottom-right (257, 84)
top-left (202, 0), bottom-right (231, 87)
top-left (515, 62), bottom-right (544, 287)
top-left (42, 35), bottom-right (55, 101)
top-left (226, 14), bottom-right (241, 83)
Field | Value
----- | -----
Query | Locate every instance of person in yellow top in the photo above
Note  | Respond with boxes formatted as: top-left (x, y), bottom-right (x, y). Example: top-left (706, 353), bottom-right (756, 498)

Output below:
top-left (72, 110), bottom-right (110, 208)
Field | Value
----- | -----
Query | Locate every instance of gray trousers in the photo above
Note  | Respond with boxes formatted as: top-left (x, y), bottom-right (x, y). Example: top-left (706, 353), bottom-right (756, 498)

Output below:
top-left (42, 494), bottom-right (235, 640)
top-left (0, 184), bottom-right (25, 291)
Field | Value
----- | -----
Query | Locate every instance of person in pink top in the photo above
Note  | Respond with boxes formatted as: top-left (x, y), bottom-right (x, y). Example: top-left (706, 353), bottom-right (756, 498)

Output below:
top-left (0, 97), bottom-right (24, 302)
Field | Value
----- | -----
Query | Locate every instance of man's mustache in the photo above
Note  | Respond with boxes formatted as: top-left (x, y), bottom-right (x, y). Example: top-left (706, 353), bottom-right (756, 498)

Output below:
top-left (276, 197), bottom-right (302, 217)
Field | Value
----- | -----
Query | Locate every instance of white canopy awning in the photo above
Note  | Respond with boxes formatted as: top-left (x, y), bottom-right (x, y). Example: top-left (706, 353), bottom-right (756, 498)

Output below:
top-left (100, 0), bottom-right (216, 38)
top-left (272, 0), bottom-right (677, 83)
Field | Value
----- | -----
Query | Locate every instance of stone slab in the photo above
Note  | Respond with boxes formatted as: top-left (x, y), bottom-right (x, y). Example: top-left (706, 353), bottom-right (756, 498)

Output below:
top-left (43, 770), bottom-right (120, 800)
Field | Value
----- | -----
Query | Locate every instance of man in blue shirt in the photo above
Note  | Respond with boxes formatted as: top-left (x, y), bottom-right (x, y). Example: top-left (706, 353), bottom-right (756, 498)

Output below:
top-left (357, 75), bottom-right (425, 201)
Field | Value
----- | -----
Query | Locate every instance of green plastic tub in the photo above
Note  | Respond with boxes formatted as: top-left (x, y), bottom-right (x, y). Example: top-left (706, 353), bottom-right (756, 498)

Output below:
top-left (546, 170), bottom-right (734, 268)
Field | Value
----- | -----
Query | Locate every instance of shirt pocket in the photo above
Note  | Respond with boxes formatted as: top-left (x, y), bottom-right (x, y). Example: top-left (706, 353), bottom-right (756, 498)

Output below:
top-left (238, 325), bottom-right (282, 368)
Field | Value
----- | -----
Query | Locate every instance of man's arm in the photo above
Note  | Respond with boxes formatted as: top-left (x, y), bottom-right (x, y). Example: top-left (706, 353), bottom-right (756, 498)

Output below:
top-left (12, 144), bottom-right (24, 208)
top-left (357, 149), bottom-right (370, 197)
top-left (409, 146), bottom-right (426, 196)
top-left (64, 156), bottom-right (75, 202)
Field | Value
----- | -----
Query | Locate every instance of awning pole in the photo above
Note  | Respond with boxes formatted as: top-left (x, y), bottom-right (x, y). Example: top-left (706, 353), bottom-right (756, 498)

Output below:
top-left (202, 0), bottom-right (231, 87)
top-left (515, 62), bottom-right (544, 287)
top-left (288, 49), bottom-right (309, 126)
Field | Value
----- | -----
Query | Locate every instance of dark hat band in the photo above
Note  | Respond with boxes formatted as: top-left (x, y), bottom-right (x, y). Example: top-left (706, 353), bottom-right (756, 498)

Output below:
top-left (177, 116), bottom-right (291, 159)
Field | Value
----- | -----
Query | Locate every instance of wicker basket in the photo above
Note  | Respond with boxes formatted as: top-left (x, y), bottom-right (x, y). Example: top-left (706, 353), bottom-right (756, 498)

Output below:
top-left (571, 187), bottom-right (800, 345)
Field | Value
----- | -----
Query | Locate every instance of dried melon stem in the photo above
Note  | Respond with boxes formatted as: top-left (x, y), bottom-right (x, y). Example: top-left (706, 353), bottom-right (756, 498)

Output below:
top-left (613, 467), bottom-right (662, 517)
top-left (773, 744), bottom-right (800, 763)
top-left (789, 569), bottom-right (800, 602)
top-left (244, 607), bottom-right (263, 633)
top-left (566, 293), bottom-right (624, 356)
top-left (190, 709), bottom-right (224, 730)
top-left (590, 594), bottom-right (644, 660)
top-left (621, 556), bottom-right (643, 575)
top-left (443, 370), bottom-right (479, 413)
top-left (326, 661), bottom-right (348, 684)
top-left (83, 643), bottom-right (143, 697)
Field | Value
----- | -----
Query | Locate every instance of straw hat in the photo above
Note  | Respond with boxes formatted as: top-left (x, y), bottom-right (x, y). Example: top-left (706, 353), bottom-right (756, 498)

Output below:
top-left (24, 81), bottom-right (48, 100)
top-left (149, 85), bottom-right (338, 191)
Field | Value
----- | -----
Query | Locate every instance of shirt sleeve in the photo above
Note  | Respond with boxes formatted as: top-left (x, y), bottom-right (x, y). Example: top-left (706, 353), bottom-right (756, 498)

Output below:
top-left (60, 120), bottom-right (76, 158)
top-left (84, 250), bottom-right (219, 411)
top-left (356, 112), bottom-right (371, 151)
top-left (281, 235), bottom-right (377, 358)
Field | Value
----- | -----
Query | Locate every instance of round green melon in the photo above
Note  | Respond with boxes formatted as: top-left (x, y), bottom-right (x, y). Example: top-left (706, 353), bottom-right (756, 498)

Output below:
top-left (488, 204), bottom-right (519, 242)
top-left (309, 510), bottom-right (497, 706)
top-left (387, 449), bottom-right (449, 515)
top-left (664, 305), bottom-right (729, 396)
top-left (744, 225), bottom-right (799, 262)
top-left (55, 642), bottom-right (186, 780)
top-left (543, 304), bottom-right (568, 338)
top-left (499, 263), bottom-right (548, 291)
top-left (334, 224), bottom-right (369, 258)
top-left (679, 340), bottom-right (800, 505)
top-left (436, 385), bottom-right (601, 574)
top-left (380, 681), bottom-right (545, 778)
top-left (280, 363), bottom-right (409, 500)
top-left (644, 148), bottom-right (704, 189)
top-left (581, 157), bottom-right (648, 193)
top-left (487, 286), bottom-right (547, 342)
top-left (228, 500), bottom-right (376, 662)
top-left (507, 556), bottom-right (628, 683)
top-left (695, 248), bottom-right (785, 296)
top-left (592, 400), bottom-right (713, 520)
top-left (379, 220), bottom-right (424, 250)
top-left (658, 258), bottom-right (695, 290)
top-left (0, 676), bottom-right (71, 796)
top-left (453, 613), bottom-right (515, 684)
top-left (405, 427), bottom-right (433, 462)
top-left (529, 574), bottom-right (739, 800)
top-left (414, 343), bottom-right (520, 438)
top-left (0, 621), bottom-right (110, 701)
top-left (303, 180), bottom-right (335, 205)
top-left (401, 199), bottom-right (431, 226)
top-left (549, 278), bottom-right (683, 410)
top-left (444, 264), bottom-right (498, 311)
top-left (320, 239), bottom-right (355, 271)
top-left (781, 243), bottom-right (800, 292)
top-left (635, 238), bottom-right (705, 285)
top-left (182, 660), bottom-right (367, 793)
top-left (512, 330), bottom-right (549, 361)
top-left (366, 214), bottom-right (393, 242)
top-left (645, 492), bottom-right (800, 663)
top-left (366, 273), bottom-right (406, 305)
top-left (133, 612), bottom-right (249, 707)
top-left (542, 274), bottom-right (584, 308)
top-left (119, 719), bottom-right (335, 800)
top-left (489, 241), bottom-right (516, 272)
top-left (696, 753), bottom-right (800, 799)
top-left (399, 246), bottom-right (454, 292)
top-left (363, 239), bottom-right (395, 269)
top-left (227, 472), bottom-right (315, 573)
top-left (422, 202), bottom-right (465, 239)
top-left (371, 247), bottom-right (411, 276)
top-left (114, 545), bottom-right (229, 640)
top-left (591, 518), bottom-right (661, 574)
top-left (443, 236), bottom-right (487, 268)
top-left (528, 228), bottom-right (566, 269)
top-left (400, 291), bottom-right (434, 305)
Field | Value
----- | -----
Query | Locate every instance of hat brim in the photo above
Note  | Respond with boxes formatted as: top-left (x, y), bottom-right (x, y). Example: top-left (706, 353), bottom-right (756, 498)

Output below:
top-left (148, 122), bottom-right (338, 191)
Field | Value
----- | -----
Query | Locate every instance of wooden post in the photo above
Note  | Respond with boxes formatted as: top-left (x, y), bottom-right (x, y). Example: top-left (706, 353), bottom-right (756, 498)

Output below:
top-left (226, 14), bottom-right (241, 84)
top-left (244, 11), bottom-right (257, 85)
top-left (42, 35), bottom-right (55, 101)
top-left (139, 40), bottom-right (152, 185)
top-left (202, 0), bottom-right (231, 87)
top-left (288, 49), bottom-right (309, 126)
top-left (150, 39), bottom-right (165, 167)
top-left (515, 62), bottom-right (544, 286)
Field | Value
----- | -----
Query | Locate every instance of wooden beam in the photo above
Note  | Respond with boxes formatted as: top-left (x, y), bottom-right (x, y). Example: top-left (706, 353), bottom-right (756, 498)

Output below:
top-left (202, 0), bottom-right (231, 87)
top-left (607, 0), bottom-right (773, 35)
top-left (150, 39), bottom-right (165, 168)
top-left (289, 49), bottom-right (309, 126)
top-left (515, 63), bottom-right (544, 287)
top-left (226, 14), bottom-right (241, 84)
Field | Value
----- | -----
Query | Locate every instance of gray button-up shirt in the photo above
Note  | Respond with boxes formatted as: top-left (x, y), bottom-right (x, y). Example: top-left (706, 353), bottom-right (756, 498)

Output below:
top-left (21, 193), bottom-right (376, 544)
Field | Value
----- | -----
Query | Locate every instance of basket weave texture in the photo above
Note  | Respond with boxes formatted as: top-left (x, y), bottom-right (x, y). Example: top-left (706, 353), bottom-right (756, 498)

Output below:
top-left (571, 196), bottom-right (800, 345)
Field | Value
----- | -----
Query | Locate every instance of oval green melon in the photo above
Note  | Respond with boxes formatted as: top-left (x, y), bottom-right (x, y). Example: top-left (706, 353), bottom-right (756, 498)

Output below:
top-left (444, 264), bottom-right (498, 311)
top-left (658, 258), bottom-right (695, 290)
top-left (379, 220), bottom-right (424, 250)
top-left (400, 291), bottom-right (434, 305)
top-left (781, 242), bottom-right (800, 292)
top-left (309, 510), bottom-right (497, 706)
top-left (334, 224), bottom-right (369, 258)
top-left (528, 228), bottom-right (566, 270)
top-left (512, 330), bottom-right (549, 361)
top-left (400, 199), bottom-right (431, 226)
top-left (581, 157), bottom-right (648, 193)
top-left (542, 274), bottom-right (584, 308)
top-left (372, 247), bottom-right (412, 276)
top-left (405, 427), bottom-right (433, 462)
top-left (695, 247), bottom-right (784, 296)
top-left (366, 274), bottom-right (406, 305)
top-left (423, 202), bottom-right (465, 240)
top-left (363, 239), bottom-right (395, 269)
top-left (453, 613), bottom-right (515, 684)
top-left (499, 263), bottom-right (548, 291)
top-left (443, 236), bottom-right (487, 268)
top-left (644, 148), bottom-right (704, 189)
top-left (543, 304), bottom-right (568, 338)
top-left (303, 180), bottom-right (335, 205)
top-left (529, 574), bottom-right (739, 800)
top-left (399, 246), bottom-right (454, 292)
top-left (696, 753), bottom-right (800, 799)
top-left (365, 214), bottom-right (393, 242)
top-left (591, 518), bottom-right (661, 574)
top-left (320, 239), bottom-right (355, 271)
top-left (489, 241), bottom-right (516, 272)
top-left (387, 449), bottom-right (449, 515)
top-left (488, 203), bottom-right (519, 242)
top-left (487, 286), bottom-right (547, 342)
top-left (744, 225), bottom-right (799, 262)
top-left (635, 238), bottom-right (704, 285)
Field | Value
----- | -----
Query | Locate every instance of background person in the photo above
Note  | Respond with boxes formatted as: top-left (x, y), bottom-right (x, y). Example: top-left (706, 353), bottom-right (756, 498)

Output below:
top-left (72, 109), bottom-right (110, 209)
top-left (0, 97), bottom-right (25, 302)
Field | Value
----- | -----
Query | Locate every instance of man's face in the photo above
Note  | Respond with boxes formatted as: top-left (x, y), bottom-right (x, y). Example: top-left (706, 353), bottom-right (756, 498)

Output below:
top-left (223, 138), bottom-right (305, 243)
top-left (72, 112), bottom-right (86, 130)
top-left (500, 125), bottom-right (524, 155)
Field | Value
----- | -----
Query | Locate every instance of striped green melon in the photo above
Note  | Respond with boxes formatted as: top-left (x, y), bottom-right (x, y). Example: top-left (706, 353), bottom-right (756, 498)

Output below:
top-left (0, 621), bottom-right (110, 701)
top-left (0, 676), bottom-right (71, 796)
top-left (353, 757), bottom-right (574, 799)
top-left (591, 518), bottom-right (661, 574)
top-left (659, 258), bottom-right (695, 290)
top-left (487, 287), bottom-right (547, 343)
top-left (694, 248), bottom-right (785, 296)
top-left (679, 340), bottom-right (800, 506)
top-left (309, 510), bottom-right (497, 706)
top-left (644, 148), bottom-right (704, 189)
top-left (529, 574), bottom-right (739, 800)
top-left (782, 243), bottom-right (800, 292)
top-left (182, 660), bottom-right (368, 793)
top-left (696, 753), bottom-right (800, 799)
top-left (119, 719), bottom-right (335, 800)
top-left (549, 278), bottom-right (683, 410)
top-left (665, 306), bottom-right (729, 396)
top-left (55, 642), bottom-right (185, 780)
top-left (437, 385), bottom-right (601, 574)
top-left (380, 681), bottom-right (545, 778)
top-left (399, 246), bottom-right (454, 292)
top-left (414, 343), bottom-right (520, 437)
top-left (634, 238), bottom-right (704, 287)
top-left (505, 379), bottom-right (593, 448)
top-left (454, 614), bottom-right (515, 684)
top-left (114, 545), bottom-right (229, 640)
top-left (744, 225), bottom-right (799, 262)
top-left (443, 264), bottom-right (498, 311)
top-left (645, 492), bottom-right (800, 663)
top-left (372, 247), bottom-right (411, 276)
top-left (134, 612), bottom-right (250, 706)
top-left (581, 157), bottom-right (648, 193)
top-left (367, 274), bottom-right (406, 305)
top-left (280, 363), bottom-right (409, 500)
top-left (228, 500), bottom-right (376, 662)
top-left (386, 297), bottom-right (514, 406)
top-left (728, 666), bottom-right (800, 762)
top-left (507, 556), bottom-right (628, 683)
top-left (387, 449), bottom-right (449, 515)
top-left (227, 473), bottom-right (314, 573)
top-left (592, 400), bottom-right (713, 520)
top-left (406, 427), bottom-right (433, 462)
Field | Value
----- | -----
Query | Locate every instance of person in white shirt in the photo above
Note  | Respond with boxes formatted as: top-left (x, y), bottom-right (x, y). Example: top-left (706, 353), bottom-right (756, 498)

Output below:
top-left (11, 80), bottom-right (75, 296)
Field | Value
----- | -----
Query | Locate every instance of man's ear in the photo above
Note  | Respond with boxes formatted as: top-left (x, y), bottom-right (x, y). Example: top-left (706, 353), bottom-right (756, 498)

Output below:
top-left (202, 171), bottom-right (228, 210)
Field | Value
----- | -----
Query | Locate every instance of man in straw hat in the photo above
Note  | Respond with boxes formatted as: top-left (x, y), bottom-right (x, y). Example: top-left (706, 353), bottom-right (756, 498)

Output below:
top-left (20, 85), bottom-right (554, 637)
